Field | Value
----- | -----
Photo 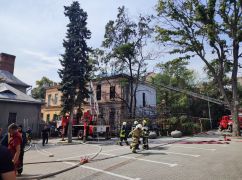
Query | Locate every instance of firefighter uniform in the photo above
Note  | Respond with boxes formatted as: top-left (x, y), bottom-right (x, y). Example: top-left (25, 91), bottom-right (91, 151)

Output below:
top-left (119, 122), bottom-right (129, 146)
top-left (142, 119), bottom-right (149, 150)
top-left (129, 124), bottom-right (142, 153)
top-left (131, 121), bottom-right (140, 149)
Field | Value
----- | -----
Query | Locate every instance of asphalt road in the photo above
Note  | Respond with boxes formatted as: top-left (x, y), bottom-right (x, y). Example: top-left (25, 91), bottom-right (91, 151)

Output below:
top-left (20, 133), bottom-right (242, 180)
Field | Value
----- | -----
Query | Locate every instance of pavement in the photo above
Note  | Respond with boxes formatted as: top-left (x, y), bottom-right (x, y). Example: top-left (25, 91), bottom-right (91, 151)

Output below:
top-left (19, 130), bottom-right (242, 180)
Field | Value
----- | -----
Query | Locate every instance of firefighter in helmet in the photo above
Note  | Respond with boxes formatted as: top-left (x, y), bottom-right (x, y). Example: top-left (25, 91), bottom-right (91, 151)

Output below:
top-left (132, 120), bottom-right (140, 149)
top-left (142, 119), bottom-right (149, 150)
top-left (129, 124), bottom-right (143, 153)
top-left (132, 121), bottom-right (138, 130)
top-left (119, 122), bottom-right (129, 146)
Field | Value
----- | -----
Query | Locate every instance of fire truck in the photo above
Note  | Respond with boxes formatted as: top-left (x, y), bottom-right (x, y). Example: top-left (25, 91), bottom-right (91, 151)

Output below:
top-left (218, 114), bottom-right (242, 132)
top-left (72, 110), bottom-right (110, 140)
top-left (59, 81), bottom-right (111, 140)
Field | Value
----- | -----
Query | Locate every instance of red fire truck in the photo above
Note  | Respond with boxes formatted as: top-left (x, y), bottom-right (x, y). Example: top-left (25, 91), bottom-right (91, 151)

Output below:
top-left (58, 81), bottom-right (111, 140)
top-left (218, 114), bottom-right (242, 132)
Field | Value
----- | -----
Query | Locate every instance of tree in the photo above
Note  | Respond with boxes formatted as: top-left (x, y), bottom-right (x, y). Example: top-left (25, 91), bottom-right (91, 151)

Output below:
top-left (31, 77), bottom-right (54, 99)
top-left (152, 59), bottom-right (195, 115)
top-left (156, 0), bottom-right (242, 136)
top-left (58, 1), bottom-right (92, 143)
top-left (102, 6), bottom-right (153, 118)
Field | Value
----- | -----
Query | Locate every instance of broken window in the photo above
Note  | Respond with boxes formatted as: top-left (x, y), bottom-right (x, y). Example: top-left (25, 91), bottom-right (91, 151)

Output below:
top-left (143, 93), bottom-right (146, 107)
top-left (110, 85), bottom-right (115, 100)
top-left (96, 84), bottom-right (101, 100)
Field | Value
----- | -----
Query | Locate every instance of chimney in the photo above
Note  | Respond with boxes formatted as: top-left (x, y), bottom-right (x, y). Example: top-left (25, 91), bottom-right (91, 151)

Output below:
top-left (0, 53), bottom-right (16, 74)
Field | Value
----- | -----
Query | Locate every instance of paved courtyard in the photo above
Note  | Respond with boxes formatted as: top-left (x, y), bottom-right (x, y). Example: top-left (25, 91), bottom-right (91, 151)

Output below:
top-left (19, 132), bottom-right (242, 180)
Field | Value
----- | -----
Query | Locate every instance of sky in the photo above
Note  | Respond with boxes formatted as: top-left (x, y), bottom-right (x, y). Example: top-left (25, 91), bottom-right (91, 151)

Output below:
top-left (0, 0), bottom-right (232, 88)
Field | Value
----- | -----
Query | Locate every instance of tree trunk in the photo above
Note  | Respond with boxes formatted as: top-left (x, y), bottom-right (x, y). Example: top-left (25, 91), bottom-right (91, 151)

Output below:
top-left (68, 110), bottom-right (73, 143)
top-left (129, 80), bottom-right (134, 118)
top-left (232, 103), bottom-right (240, 136)
top-left (133, 85), bottom-right (137, 118)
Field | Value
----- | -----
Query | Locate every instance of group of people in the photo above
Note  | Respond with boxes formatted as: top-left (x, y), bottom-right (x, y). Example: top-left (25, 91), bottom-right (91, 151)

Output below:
top-left (0, 123), bottom-right (28, 180)
top-left (119, 119), bottom-right (150, 153)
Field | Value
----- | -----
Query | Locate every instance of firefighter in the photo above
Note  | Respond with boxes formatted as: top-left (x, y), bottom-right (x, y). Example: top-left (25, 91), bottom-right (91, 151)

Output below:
top-left (129, 124), bottom-right (143, 153)
top-left (132, 121), bottom-right (138, 130)
top-left (142, 119), bottom-right (149, 150)
top-left (119, 122), bottom-right (129, 146)
top-left (131, 121), bottom-right (140, 149)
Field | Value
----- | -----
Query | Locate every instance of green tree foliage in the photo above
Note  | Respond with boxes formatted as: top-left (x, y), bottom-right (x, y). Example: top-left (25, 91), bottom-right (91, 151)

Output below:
top-left (156, 0), bottom-right (242, 136)
top-left (102, 6), bottom-right (153, 117)
top-left (31, 76), bottom-right (54, 99)
top-left (152, 59), bottom-right (195, 114)
top-left (58, 1), bottom-right (92, 142)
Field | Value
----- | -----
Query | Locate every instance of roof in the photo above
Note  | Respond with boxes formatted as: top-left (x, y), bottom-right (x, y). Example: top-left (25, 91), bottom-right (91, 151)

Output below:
top-left (0, 70), bottom-right (30, 88)
top-left (0, 83), bottom-right (42, 104)
top-left (94, 73), bottom-right (131, 82)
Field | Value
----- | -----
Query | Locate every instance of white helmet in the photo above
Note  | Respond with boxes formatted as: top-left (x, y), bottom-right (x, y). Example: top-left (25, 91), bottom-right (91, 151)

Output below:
top-left (134, 121), bottom-right (138, 125)
top-left (122, 122), bottom-right (127, 126)
top-left (136, 124), bottom-right (142, 129)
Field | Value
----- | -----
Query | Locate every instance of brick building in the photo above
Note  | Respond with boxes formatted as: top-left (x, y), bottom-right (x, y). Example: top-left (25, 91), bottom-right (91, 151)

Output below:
top-left (41, 74), bottom-right (157, 132)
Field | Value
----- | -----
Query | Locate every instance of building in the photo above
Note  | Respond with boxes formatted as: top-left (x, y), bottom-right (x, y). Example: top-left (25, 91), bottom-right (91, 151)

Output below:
top-left (41, 74), bottom-right (157, 132)
top-left (41, 84), bottom-right (62, 122)
top-left (238, 77), bottom-right (242, 86)
top-left (0, 53), bottom-right (42, 135)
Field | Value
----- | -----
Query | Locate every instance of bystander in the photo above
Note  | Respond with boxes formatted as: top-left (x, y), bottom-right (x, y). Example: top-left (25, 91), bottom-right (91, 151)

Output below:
top-left (8, 123), bottom-right (22, 172)
top-left (41, 125), bottom-right (49, 146)
top-left (17, 125), bottom-right (27, 175)
top-left (0, 145), bottom-right (16, 180)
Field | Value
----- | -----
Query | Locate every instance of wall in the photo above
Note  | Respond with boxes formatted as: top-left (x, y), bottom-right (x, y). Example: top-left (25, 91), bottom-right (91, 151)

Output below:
top-left (93, 78), bottom-right (123, 103)
top-left (135, 84), bottom-right (157, 118)
top-left (135, 84), bottom-right (156, 107)
top-left (0, 102), bottom-right (41, 136)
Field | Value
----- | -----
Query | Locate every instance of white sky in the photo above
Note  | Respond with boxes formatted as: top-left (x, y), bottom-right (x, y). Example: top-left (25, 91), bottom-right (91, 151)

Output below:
top-left (1, 0), bottom-right (237, 87)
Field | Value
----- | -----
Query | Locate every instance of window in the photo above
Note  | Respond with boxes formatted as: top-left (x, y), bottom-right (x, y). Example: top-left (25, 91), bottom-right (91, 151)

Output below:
top-left (54, 94), bottom-right (58, 104)
top-left (109, 108), bottom-right (115, 130)
top-left (143, 93), bottom-right (146, 107)
top-left (8, 113), bottom-right (17, 125)
top-left (46, 114), bottom-right (50, 122)
top-left (96, 84), bottom-right (101, 101)
top-left (47, 94), bottom-right (51, 106)
top-left (110, 86), bottom-right (115, 99)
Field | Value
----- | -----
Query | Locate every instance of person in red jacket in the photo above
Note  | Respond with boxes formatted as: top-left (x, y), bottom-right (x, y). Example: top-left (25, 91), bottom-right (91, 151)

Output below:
top-left (7, 123), bottom-right (22, 173)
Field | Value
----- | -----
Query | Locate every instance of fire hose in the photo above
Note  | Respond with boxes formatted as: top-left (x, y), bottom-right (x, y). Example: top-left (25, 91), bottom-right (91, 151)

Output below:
top-left (17, 143), bottom-right (102, 180)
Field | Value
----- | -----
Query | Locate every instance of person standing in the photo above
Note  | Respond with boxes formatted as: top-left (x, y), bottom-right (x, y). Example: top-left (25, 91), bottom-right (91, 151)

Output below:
top-left (41, 125), bottom-right (49, 146)
top-left (0, 145), bottom-right (16, 180)
top-left (17, 125), bottom-right (27, 175)
top-left (7, 123), bottom-right (22, 172)
top-left (142, 119), bottom-right (149, 150)
top-left (119, 122), bottom-right (129, 146)
top-left (129, 124), bottom-right (143, 153)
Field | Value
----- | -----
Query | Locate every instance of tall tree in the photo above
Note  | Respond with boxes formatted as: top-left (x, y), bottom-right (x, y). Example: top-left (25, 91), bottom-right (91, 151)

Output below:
top-left (102, 6), bottom-right (153, 118)
top-left (156, 0), bottom-right (242, 136)
top-left (152, 59), bottom-right (195, 115)
top-left (58, 1), bottom-right (92, 143)
top-left (31, 76), bottom-right (54, 99)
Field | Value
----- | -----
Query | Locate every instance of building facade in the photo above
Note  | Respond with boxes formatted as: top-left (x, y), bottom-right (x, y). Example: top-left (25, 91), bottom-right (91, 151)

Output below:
top-left (41, 74), bottom-right (157, 132)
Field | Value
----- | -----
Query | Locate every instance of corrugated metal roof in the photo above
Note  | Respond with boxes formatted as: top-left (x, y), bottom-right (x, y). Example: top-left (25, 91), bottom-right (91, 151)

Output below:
top-left (0, 70), bottom-right (30, 87)
top-left (0, 83), bottom-right (42, 104)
